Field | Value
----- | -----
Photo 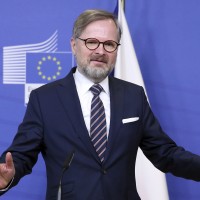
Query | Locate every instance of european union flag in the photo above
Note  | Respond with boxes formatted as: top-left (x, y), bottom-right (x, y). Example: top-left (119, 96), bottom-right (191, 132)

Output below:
top-left (26, 52), bottom-right (74, 84)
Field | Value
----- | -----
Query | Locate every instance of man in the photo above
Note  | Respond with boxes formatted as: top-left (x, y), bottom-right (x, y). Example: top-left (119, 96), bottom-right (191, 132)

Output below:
top-left (0, 9), bottom-right (200, 200)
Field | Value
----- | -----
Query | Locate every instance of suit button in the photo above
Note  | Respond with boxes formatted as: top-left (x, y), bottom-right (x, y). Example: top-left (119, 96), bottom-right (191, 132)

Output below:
top-left (101, 168), bottom-right (107, 174)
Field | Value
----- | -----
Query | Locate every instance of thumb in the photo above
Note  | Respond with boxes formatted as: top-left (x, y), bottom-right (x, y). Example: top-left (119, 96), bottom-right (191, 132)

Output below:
top-left (5, 152), bottom-right (14, 170)
top-left (0, 152), bottom-right (15, 189)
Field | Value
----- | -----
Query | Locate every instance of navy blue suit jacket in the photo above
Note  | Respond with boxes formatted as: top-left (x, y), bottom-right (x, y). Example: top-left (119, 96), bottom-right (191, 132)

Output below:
top-left (1, 67), bottom-right (200, 199)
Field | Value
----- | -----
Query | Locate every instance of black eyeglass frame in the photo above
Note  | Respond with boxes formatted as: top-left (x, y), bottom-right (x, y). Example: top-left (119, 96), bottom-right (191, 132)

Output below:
top-left (77, 37), bottom-right (120, 53)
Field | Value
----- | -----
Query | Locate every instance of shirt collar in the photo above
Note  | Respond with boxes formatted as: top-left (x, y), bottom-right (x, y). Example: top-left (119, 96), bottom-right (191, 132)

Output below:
top-left (73, 68), bottom-right (109, 95)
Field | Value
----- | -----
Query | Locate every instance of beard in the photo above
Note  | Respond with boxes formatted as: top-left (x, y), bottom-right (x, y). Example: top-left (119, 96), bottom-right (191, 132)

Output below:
top-left (77, 55), bottom-right (115, 83)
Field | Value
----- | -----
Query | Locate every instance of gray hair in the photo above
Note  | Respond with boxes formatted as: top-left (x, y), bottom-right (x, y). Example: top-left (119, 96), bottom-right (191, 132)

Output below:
top-left (72, 9), bottom-right (122, 42)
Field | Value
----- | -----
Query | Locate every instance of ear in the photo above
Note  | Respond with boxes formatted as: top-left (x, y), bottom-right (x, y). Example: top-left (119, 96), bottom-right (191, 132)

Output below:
top-left (70, 37), bottom-right (76, 56)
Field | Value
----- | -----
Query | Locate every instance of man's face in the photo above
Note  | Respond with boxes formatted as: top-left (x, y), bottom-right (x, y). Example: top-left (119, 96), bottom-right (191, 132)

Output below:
top-left (71, 19), bottom-right (119, 83)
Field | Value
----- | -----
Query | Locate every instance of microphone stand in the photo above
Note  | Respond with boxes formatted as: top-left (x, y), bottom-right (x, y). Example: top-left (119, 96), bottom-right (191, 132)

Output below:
top-left (57, 151), bottom-right (75, 200)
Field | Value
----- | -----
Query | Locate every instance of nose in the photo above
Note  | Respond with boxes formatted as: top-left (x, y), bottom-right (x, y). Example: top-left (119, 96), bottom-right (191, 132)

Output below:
top-left (94, 43), bottom-right (106, 54)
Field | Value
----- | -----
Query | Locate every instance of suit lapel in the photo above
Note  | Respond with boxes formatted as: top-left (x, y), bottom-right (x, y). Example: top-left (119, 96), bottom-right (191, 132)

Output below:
top-left (104, 77), bottom-right (124, 163)
top-left (56, 68), bottom-right (100, 163)
top-left (55, 69), bottom-right (125, 165)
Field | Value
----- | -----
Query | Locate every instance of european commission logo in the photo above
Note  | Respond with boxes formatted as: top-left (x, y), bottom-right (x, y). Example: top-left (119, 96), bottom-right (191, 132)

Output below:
top-left (3, 31), bottom-right (74, 105)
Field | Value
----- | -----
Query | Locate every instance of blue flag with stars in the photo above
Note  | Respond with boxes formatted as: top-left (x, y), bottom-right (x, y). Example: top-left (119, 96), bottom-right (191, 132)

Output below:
top-left (26, 52), bottom-right (74, 84)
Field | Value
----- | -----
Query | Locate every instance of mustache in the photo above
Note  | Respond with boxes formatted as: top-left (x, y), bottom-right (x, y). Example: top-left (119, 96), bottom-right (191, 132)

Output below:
top-left (90, 55), bottom-right (108, 63)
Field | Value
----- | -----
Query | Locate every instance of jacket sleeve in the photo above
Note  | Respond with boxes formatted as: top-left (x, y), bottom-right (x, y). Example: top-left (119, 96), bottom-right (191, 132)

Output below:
top-left (0, 89), bottom-right (44, 191)
top-left (139, 87), bottom-right (200, 181)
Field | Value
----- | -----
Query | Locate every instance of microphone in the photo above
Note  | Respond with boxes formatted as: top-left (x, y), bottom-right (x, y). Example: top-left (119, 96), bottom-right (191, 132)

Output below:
top-left (57, 150), bottom-right (75, 200)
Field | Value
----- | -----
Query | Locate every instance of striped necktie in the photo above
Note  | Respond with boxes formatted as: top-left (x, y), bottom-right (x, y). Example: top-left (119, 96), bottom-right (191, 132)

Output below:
top-left (90, 84), bottom-right (107, 162)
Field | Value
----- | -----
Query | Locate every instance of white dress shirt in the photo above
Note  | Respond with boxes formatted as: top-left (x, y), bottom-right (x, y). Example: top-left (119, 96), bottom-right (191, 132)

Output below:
top-left (73, 69), bottom-right (110, 137)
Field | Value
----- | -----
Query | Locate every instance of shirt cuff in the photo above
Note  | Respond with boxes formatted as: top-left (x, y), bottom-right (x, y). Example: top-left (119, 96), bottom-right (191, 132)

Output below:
top-left (0, 177), bottom-right (14, 192)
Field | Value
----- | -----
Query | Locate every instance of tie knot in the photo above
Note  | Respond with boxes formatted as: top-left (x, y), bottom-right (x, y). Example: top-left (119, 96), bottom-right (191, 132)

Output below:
top-left (90, 84), bottom-right (103, 96)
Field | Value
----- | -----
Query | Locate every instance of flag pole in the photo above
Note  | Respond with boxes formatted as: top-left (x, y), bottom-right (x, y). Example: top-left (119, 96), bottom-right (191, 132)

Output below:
top-left (121, 0), bottom-right (125, 11)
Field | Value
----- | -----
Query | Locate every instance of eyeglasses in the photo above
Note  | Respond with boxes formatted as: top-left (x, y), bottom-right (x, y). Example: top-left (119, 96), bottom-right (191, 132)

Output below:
top-left (77, 38), bottom-right (120, 53)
